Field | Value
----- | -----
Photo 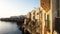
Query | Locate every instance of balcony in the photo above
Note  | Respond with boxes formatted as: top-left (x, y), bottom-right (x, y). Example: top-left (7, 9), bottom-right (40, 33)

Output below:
top-left (55, 17), bottom-right (60, 33)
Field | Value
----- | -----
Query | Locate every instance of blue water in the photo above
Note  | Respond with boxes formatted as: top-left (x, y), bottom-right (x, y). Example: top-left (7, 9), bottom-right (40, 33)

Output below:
top-left (0, 21), bottom-right (22, 34)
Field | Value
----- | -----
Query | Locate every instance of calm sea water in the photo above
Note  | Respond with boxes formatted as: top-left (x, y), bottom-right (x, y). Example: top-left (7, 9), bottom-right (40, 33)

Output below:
top-left (0, 21), bottom-right (22, 34)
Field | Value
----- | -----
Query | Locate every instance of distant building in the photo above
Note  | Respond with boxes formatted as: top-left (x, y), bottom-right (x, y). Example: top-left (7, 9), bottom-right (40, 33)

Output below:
top-left (30, 8), bottom-right (42, 34)
top-left (34, 8), bottom-right (42, 34)
top-left (24, 8), bottom-right (42, 34)
top-left (26, 12), bottom-right (31, 19)
top-left (31, 10), bottom-right (36, 21)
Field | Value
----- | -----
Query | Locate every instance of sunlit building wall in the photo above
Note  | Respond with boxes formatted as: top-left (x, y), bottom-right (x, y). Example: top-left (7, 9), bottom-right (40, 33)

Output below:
top-left (40, 0), bottom-right (57, 34)
top-left (31, 10), bottom-right (35, 21)
top-left (35, 8), bottom-right (42, 34)
top-left (35, 8), bottom-right (40, 20)
top-left (28, 8), bottom-right (42, 34)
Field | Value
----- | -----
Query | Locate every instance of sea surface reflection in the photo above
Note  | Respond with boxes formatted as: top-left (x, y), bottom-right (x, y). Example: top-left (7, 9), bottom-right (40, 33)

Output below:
top-left (0, 21), bottom-right (22, 34)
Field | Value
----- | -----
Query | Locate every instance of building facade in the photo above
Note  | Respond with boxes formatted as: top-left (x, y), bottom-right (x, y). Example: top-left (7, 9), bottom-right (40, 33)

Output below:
top-left (35, 8), bottom-right (42, 34)
top-left (55, 0), bottom-right (60, 34)
top-left (24, 8), bottom-right (43, 34)
top-left (23, 0), bottom-right (60, 34)
top-left (40, 0), bottom-right (60, 34)
top-left (30, 8), bottom-right (41, 34)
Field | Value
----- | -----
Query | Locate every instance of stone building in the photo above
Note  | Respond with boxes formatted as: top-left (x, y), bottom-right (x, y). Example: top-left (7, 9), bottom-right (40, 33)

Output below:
top-left (34, 8), bottom-right (42, 34)
top-left (55, 0), bottom-right (60, 34)
top-left (40, 0), bottom-right (60, 34)
top-left (23, 0), bottom-right (60, 34)
top-left (30, 8), bottom-right (43, 34)
top-left (23, 8), bottom-right (43, 34)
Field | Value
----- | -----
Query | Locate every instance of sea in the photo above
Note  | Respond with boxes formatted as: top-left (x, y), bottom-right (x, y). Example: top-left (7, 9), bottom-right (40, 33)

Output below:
top-left (0, 21), bottom-right (22, 34)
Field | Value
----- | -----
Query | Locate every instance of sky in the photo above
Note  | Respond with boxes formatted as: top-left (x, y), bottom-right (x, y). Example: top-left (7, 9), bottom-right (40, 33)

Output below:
top-left (0, 0), bottom-right (40, 18)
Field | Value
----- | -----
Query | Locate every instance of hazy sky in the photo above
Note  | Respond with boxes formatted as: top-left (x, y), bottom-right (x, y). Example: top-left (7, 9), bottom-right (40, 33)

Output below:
top-left (0, 0), bottom-right (40, 18)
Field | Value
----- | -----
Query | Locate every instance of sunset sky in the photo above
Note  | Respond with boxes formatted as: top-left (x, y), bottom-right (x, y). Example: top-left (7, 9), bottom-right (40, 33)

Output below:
top-left (0, 0), bottom-right (40, 18)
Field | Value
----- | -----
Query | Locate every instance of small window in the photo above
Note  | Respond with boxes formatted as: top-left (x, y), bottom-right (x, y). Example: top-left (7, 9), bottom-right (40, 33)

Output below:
top-left (33, 16), bottom-right (35, 19)
top-left (47, 14), bottom-right (50, 29)
top-left (40, 11), bottom-right (42, 18)
top-left (37, 13), bottom-right (39, 15)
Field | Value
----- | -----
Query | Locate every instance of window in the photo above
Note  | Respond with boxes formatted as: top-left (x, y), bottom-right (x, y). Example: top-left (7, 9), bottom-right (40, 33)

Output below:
top-left (44, 13), bottom-right (47, 27)
top-left (33, 15), bottom-right (35, 19)
top-left (40, 11), bottom-right (42, 18)
top-left (47, 14), bottom-right (50, 29)
top-left (37, 13), bottom-right (39, 15)
top-left (59, 1), bottom-right (60, 17)
top-left (44, 14), bottom-right (50, 32)
top-left (56, 0), bottom-right (59, 17)
top-left (44, 13), bottom-right (46, 20)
